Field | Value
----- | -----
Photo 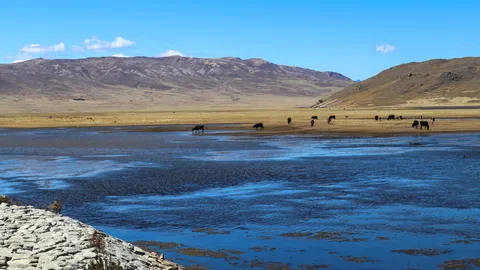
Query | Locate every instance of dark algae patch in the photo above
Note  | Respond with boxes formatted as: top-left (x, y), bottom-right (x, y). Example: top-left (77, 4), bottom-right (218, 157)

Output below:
top-left (446, 239), bottom-right (480, 245)
top-left (438, 258), bottom-right (480, 269)
top-left (392, 248), bottom-right (453, 256)
top-left (280, 232), bottom-right (313, 238)
top-left (340, 255), bottom-right (378, 263)
top-left (178, 247), bottom-right (240, 261)
top-left (248, 259), bottom-right (292, 269)
top-left (299, 264), bottom-right (329, 269)
top-left (185, 264), bottom-right (210, 270)
top-left (280, 231), bottom-right (365, 242)
top-left (191, 228), bottom-right (231, 235)
top-left (219, 249), bottom-right (244, 255)
top-left (133, 240), bottom-right (184, 252)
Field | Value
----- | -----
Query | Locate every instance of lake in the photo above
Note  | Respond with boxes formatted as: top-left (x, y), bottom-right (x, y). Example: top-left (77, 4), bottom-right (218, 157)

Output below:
top-left (0, 127), bottom-right (479, 269)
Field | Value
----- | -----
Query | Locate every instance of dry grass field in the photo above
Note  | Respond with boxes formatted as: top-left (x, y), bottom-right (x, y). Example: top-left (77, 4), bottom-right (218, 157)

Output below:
top-left (1, 107), bottom-right (479, 136)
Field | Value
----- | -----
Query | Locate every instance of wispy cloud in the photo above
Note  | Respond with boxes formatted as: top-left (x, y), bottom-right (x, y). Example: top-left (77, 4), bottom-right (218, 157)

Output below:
top-left (83, 36), bottom-right (135, 51)
top-left (158, 50), bottom-right (185, 57)
top-left (72, 45), bottom-right (85, 53)
top-left (21, 42), bottom-right (65, 54)
top-left (376, 44), bottom-right (396, 54)
top-left (112, 53), bottom-right (129, 57)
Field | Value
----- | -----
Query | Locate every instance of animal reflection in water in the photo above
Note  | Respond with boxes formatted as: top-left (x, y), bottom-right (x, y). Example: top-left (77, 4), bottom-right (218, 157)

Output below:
top-left (253, 123), bottom-right (264, 131)
top-left (192, 125), bottom-right (206, 134)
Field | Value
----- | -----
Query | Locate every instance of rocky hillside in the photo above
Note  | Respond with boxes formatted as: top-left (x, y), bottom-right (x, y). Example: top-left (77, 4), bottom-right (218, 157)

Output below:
top-left (0, 203), bottom-right (183, 269)
top-left (0, 56), bottom-right (352, 112)
top-left (328, 57), bottom-right (480, 107)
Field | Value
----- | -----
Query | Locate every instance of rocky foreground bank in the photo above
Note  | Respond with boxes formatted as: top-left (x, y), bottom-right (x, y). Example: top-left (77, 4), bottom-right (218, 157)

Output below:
top-left (0, 203), bottom-right (184, 270)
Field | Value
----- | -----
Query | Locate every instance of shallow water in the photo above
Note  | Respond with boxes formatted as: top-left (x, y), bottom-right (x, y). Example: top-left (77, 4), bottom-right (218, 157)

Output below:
top-left (0, 127), bottom-right (479, 269)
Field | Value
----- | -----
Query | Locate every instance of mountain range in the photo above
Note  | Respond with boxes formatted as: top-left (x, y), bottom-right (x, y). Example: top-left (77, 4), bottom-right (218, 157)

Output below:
top-left (0, 56), bottom-right (353, 112)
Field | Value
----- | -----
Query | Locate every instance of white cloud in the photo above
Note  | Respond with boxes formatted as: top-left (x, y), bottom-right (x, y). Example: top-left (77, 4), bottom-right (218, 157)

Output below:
top-left (112, 54), bottom-right (129, 57)
top-left (12, 59), bottom-right (31, 63)
top-left (83, 36), bottom-right (135, 51)
top-left (376, 44), bottom-right (396, 54)
top-left (21, 42), bottom-right (65, 54)
top-left (158, 50), bottom-right (185, 57)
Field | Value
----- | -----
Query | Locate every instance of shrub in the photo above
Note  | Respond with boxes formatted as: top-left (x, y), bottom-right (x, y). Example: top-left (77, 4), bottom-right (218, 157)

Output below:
top-left (89, 230), bottom-right (106, 254)
top-left (49, 200), bottom-right (63, 214)
top-left (0, 195), bottom-right (10, 204)
top-left (87, 257), bottom-right (123, 270)
top-left (0, 196), bottom-right (23, 206)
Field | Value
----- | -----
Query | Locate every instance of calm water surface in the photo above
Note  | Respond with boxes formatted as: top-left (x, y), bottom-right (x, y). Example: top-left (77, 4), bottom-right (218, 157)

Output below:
top-left (0, 127), bottom-right (479, 269)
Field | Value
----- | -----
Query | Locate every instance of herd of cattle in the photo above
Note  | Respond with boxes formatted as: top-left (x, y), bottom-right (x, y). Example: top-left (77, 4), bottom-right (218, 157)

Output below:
top-left (192, 114), bottom-right (436, 134)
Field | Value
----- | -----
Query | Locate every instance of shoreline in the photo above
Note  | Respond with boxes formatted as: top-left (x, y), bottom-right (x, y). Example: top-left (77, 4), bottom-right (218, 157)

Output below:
top-left (2, 121), bottom-right (480, 138)
top-left (0, 108), bottom-right (479, 137)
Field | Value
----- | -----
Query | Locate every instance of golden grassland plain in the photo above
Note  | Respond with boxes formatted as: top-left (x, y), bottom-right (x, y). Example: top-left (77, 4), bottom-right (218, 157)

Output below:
top-left (0, 107), bottom-right (479, 136)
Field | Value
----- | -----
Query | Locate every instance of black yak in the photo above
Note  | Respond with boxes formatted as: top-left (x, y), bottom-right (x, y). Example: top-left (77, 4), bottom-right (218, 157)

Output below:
top-left (412, 120), bottom-right (419, 129)
top-left (192, 125), bottom-right (206, 134)
top-left (420, 121), bottom-right (430, 130)
top-left (327, 115), bottom-right (335, 124)
top-left (253, 123), bottom-right (264, 131)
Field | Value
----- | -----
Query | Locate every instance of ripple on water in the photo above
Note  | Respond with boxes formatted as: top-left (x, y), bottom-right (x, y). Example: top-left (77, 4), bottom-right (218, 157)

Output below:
top-left (110, 181), bottom-right (304, 202)
top-left (0, 156), bottom-right (166, 181)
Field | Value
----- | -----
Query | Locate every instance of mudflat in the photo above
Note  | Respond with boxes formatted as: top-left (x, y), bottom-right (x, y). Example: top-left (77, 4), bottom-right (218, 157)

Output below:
top-left (1, 107), bottom-right (479, 136)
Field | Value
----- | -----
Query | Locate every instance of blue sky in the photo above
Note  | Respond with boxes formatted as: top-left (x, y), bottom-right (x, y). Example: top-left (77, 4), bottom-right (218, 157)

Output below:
top-left (1, 0), bottom-right (479, 79)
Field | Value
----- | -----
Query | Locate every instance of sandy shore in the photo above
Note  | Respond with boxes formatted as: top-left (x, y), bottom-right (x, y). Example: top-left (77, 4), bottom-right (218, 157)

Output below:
top-left (0, 108), bottom-right (479, 136)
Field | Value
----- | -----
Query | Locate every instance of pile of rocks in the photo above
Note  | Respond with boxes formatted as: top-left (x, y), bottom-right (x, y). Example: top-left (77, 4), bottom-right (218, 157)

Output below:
top-left (0, 203), bottom-right (183, 269)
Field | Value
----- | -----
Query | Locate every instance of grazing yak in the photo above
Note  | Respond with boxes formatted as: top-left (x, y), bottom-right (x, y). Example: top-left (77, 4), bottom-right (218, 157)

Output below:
top-left (327, 115), bottom-right (335, 124)
top-left (375, 115), bottom-right (379, 121)
top-left (192, 125), bottom-right (206, 134)
top-left (412, 120), bottom-right (419, 129)
top-left (310, 119), bottom-right (315, 127)
top-left (253, 123), bottom-right (264, 131)
top-left (311, 116), bottom-right (318, 120)
top-left (287, 117), bottom-right (292, 124)
top-left (396, 115), bottom-right (403, 120)
top-left (420, 121), bottom-right (430, 130)
top-left (387, 115), bottom-right (395, 120)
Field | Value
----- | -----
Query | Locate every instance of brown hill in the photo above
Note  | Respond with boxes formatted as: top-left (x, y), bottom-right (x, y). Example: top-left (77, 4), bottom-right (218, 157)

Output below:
top-left (327, 57), bottom-right (480, 107)
top-left (0, 56), bottom-right (352, 113)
